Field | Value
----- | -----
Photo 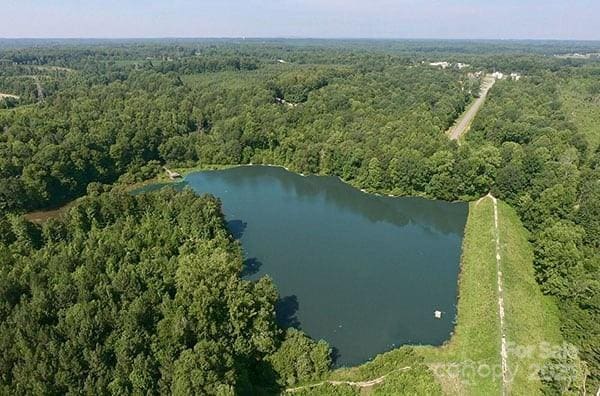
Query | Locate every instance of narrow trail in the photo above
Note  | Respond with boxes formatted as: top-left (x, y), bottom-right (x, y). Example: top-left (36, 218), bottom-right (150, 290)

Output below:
top-left (285, 366), bottom-right (412, 393)
top-left (490, 194), bottom-right (509, 396)
top-left (476, 194), bottom-right (509, 395)
top-left (448, 75), bottom-right (496, 141)
top-left (0, 93), bottom-right (20, 100)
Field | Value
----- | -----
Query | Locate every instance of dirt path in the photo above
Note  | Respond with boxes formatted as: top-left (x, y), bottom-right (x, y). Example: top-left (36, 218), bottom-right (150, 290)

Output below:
top-left (34, 65), bottom-right (73, 73)
top-left (490, 194), bottom-right (509, 395)
top-left (285, 366), bottom-right (412, 393)
top-left (475, 194), bottom-right (509, 394)
top-left (448, 75), bottom-right (496, 141)
top-left (0, 92), bottom-right (20, 100)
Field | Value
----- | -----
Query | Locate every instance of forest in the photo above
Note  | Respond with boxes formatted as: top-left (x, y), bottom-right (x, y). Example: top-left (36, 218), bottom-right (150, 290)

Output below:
top-left (0, 187), bottom-right (331, 394)
top-left (0, 40), bottom-right (598, 393)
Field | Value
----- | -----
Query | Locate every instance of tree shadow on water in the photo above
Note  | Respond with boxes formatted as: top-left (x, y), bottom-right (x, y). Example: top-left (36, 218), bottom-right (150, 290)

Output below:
top-left (275, 295), bottom-right (301, 330)
top-left (241, 257), bottom-right (263, 277)
top-left (330, 346), bottom-right (341, 367)
top-left (227, 219), bottom-right (247, 240)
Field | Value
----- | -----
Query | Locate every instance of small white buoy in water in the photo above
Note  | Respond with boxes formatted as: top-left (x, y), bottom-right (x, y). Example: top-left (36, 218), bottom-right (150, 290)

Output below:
top-left (434, 310), bottom-right (442, 319)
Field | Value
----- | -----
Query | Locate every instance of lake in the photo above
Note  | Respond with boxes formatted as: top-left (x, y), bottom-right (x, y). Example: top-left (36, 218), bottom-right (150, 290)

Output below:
top-left (141, 166), bottom-right (468, 366)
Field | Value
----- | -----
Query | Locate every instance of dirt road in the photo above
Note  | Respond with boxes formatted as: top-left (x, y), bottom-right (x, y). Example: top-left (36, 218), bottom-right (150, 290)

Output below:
top-left (448, 75), bottom-right (496, 140)
top-left (0, 93), bottom-right (20, 100)
top-left (475, 193), bottom-right (509, 395)
top-left (286, 367), bottom-right (412, 393)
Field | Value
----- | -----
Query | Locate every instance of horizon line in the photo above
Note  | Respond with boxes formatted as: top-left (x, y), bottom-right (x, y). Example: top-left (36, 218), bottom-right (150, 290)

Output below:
top-left (1, 36), bottom-right (600, 43)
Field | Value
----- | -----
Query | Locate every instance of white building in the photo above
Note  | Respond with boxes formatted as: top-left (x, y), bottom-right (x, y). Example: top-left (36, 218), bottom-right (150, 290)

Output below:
top-left (429, 61), bottom-right (450, 69)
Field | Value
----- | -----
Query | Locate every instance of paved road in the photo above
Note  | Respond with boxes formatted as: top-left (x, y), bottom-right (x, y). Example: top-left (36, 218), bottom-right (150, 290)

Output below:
top-left (448, 76), bottom-right (496, 140)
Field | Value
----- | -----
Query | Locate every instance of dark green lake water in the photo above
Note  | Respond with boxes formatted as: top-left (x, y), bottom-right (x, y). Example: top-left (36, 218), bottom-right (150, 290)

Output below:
top-left (139, 166), bottom-right (468, 366)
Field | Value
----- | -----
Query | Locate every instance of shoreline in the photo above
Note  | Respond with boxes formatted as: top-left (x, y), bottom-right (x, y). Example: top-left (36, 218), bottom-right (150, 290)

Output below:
top-left (21, 161), bottom-right (478, 390)
top-left (173, 162), bottom-right (464, 204)
top-left (22, 162), bottom-right (467, 222)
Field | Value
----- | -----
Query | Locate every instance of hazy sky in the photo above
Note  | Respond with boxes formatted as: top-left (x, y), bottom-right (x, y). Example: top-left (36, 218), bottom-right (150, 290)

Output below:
top-left (1, 0), bottom-right (598, 40)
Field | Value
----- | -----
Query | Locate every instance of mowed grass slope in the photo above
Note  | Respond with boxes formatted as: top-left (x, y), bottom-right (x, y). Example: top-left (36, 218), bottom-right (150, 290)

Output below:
top-left (418, 197), bottom-right (562, 395)
top-left (418, 198), bottom-right (501, 395)
top-left (498, 201), bottom-right (563, 395)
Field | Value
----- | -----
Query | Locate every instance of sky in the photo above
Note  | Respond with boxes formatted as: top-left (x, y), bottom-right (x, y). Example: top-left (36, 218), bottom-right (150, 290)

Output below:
top-left (1, 0), bottom-right (599, 40)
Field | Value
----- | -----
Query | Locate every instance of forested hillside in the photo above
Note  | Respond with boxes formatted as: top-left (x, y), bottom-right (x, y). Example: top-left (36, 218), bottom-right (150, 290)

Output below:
top-left (0, 188), bottom-right (331, 394)
top-left (1, 48), bottom-right (481, 211)
top-left (1, 40), bottom-right (599, 394)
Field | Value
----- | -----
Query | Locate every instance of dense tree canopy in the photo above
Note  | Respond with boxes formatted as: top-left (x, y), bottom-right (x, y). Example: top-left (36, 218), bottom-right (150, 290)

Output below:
top-left (0, 188), bottom-right (331, 394)
top-left (1, 39), bottom-right (599, 393)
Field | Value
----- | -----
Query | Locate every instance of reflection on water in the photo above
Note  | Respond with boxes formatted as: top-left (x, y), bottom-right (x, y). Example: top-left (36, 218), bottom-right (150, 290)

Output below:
top-left (209, 166), bottom-right (466, 236)
top-left (139, 165), bottom-right (468, 366)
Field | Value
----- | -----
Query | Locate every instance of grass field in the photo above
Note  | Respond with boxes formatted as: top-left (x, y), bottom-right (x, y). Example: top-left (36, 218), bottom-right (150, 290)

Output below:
top-left (498, 201), bottom-right (563, 394)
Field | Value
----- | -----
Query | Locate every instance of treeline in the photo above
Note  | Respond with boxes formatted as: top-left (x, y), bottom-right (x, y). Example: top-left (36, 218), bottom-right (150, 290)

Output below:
top-left (0, 188), bottom-right (331, 394)
top-left (0, 71), bottom-right (196, 211)
top-left (178, 64), bottom-right (484, 201)
top-left (0, 59), bottom-right (481, 212)
top-left (468, 77), bottom-right (599, 392)
top-left (5, 39), bottom-right (597, 78)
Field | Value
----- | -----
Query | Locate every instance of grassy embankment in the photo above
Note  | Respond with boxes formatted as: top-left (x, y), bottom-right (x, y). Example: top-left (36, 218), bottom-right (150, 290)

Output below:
top-left (417, 198), bottom-right (501, 395)
top-left (295, 197), bottom-right (562, 395)
top-left (498, 200), bottom-right (563, 394)
top-left (419, 198), bottom-right (562, 395)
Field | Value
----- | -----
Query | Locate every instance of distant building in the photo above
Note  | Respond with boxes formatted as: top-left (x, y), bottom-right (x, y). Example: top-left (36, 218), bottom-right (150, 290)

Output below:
top-left (277, 59), bottom-right (287, 64)
top-left (429, 61), bottom-right (450, 69)
top-left (510, 72), bottom-right (522, 81)
top-left (492, 71), bottom-right (505, 80)
top-left (275, 97), bottom-right (298, 108)
top-left (164, 167), bottom-right (182, 180)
